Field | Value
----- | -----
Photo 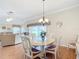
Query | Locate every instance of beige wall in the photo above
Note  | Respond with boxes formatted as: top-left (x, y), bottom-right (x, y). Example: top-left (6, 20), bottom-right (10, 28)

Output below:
top-left (25, 6), bottom-right (79, 46)
top-left (46, 6), bottom-right (79, 45)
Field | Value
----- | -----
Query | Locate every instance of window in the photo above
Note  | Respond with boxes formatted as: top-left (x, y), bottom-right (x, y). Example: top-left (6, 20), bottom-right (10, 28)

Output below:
top-left (12, 27), bottom-right (21, 34)
top-left (21, 27), bottom-right (29, 33)
top-left (29, 26), bottom-right (46, 42)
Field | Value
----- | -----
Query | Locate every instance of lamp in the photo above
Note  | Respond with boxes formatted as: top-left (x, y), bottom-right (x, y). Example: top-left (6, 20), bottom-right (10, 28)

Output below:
top-left (39, 0), bottom-right (49, 25)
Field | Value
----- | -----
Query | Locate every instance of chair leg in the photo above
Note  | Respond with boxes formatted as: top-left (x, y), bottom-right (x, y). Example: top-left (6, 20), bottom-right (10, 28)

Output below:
top-left (55, 53), bottom-right (56, 59)
top-left (25, 55), bottom-right (26, 59)
top-left (67, 44), bottom-right (70, 59)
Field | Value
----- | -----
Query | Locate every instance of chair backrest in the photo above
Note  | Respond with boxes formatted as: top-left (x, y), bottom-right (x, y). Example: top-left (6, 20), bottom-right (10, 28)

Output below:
top-left (76, 35), bottom-right (79, 43)
top-left (49, 37), bottom-right (60, 51)
top-left (76, 35), bottom-right (79, 55)
top-left (21, 36), bottom-right (32, 57)
top-left (55, 38), bottom-right (60, 51)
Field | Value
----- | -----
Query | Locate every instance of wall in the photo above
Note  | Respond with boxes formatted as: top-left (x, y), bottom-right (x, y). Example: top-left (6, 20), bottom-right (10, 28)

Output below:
top-left (46, 6), bottom-right (79, 46)
top-left (25, 6), bottom-right (79, 46)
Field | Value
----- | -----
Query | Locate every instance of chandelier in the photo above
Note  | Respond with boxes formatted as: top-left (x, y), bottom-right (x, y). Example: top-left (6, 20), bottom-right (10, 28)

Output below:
top-left (39, 0), bottom-right (49, 25)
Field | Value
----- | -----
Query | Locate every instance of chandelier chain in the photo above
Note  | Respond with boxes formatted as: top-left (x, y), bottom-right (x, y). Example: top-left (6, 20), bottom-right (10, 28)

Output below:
top-left (43, 0), bottom-right (45, 21)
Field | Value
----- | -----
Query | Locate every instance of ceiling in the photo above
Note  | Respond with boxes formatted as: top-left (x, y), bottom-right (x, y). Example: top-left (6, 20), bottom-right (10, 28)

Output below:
top-left (0, 0), bottom-right (79, 25)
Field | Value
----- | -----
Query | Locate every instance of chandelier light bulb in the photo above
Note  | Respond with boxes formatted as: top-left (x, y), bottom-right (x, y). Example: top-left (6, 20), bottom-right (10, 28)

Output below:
top-left (45, 19), bottom-right (49, 23)
top-left (39, 18), bottom-right (43, 23)
top-left (39, 18), bottom-right (49, 23)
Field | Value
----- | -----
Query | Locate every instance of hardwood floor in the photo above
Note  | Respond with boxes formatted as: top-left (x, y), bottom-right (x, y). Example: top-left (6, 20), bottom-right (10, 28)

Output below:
top-left (0, 44), bottom-right (76, 59)
top-left (58, 47), bottom-right (76, 59)
top-left (0, 44), bottom-right (25, 59)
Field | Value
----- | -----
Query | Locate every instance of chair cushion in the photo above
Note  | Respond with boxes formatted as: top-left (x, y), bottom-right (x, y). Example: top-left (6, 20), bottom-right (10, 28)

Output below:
top-left (45, 45), bottom-right (56, 54)
top-left (32, 47), bottom-right (40, 52)
top-left (32, 48), bottom-right (41, 57)
top-left (46, 45), bottom-right (56, 49)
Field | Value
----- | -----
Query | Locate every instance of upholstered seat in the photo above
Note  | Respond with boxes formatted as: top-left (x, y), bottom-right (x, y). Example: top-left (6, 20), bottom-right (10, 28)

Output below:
top-left (46, 45), bottom-right (56, 49)
top-left (32, 48), bottom-right (41, 56)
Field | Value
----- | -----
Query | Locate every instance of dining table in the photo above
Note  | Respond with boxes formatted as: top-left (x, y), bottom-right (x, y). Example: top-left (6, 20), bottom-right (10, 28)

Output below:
top-left (31, 39), bottom-right (55, 46)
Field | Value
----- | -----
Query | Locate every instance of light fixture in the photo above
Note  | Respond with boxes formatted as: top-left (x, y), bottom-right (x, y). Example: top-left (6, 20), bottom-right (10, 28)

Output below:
top-left (56, 21), bottom-right (63, 28)
top-left (39, 0), bottom-right (49, 25)
top-left (6, 11), bottom-right (14, 22)
top-left (6, 17), bottom-right (13, 22)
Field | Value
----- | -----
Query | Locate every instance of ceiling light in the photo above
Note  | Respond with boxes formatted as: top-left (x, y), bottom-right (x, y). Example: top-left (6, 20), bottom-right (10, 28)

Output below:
top-left (39, 0), bottom-right (50, 25)
top-left (6, 11), bottom-right (14, 22)
top-left (39, 18), bottom-right (49, 24)
top-left (6, 17), bottom-right (13, 22)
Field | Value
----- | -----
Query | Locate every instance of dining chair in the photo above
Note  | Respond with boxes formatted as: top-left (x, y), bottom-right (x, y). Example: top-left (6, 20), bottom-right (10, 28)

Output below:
top-left (76, 42), bottom-right (79, 59)
top-left (68, 35), bottom-right (79, 59)
top-left (68, 41), bottom-right (77, 49)
top-left (68, 35), bottom-right (78, 50)
top-left (76, 35), bottom-right (79, 59)
top-left (45, 38), bottom-right (60, 59)
top-left (21, 36), bottom-right (41, 59)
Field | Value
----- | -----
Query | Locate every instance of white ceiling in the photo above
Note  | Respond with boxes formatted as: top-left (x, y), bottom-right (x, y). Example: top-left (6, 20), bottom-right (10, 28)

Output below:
top-left (0, 0), bottom-right (79, 25)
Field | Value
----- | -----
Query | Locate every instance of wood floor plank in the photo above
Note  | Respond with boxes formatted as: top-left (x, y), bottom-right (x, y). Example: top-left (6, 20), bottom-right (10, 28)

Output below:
top-left (0, 44), bottom-right (25, 59)
top-left (0, 44), bottom-right (76, 59)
